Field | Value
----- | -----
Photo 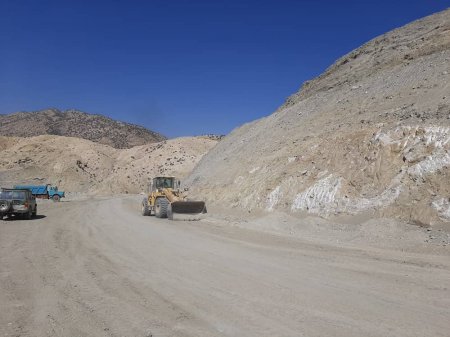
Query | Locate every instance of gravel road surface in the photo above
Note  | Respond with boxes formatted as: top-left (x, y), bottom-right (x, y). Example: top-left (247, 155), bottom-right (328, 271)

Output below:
top-left (1, 197), bottom-right (449, 337)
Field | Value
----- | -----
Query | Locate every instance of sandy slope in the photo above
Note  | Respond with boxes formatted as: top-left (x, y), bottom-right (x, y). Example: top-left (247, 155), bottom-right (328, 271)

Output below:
top-left (0, 135), bottom-right (217, 194)
top-left (186, 9), bottom-right (450, 227)
top-left (0, 196), bottom-right (449, 337)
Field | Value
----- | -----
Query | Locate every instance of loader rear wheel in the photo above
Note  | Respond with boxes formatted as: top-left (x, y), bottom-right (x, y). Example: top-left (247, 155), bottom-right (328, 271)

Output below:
top-left (141, 199), bottom-right (150, 216)
top-left (155, 197), bottom-right (169, 218)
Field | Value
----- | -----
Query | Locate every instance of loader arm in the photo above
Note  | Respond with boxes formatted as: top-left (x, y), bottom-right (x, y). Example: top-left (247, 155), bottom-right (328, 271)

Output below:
top-left (162, 188), bottom-right (182, 203)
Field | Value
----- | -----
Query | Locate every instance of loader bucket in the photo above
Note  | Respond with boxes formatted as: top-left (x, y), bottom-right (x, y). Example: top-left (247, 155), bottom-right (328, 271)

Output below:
top-left (168, 201), bottom-right (206, 221)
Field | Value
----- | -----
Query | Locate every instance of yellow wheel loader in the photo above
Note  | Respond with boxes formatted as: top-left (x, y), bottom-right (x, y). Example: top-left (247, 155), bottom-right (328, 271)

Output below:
top-left (141, 176), bottom-right (206, 220)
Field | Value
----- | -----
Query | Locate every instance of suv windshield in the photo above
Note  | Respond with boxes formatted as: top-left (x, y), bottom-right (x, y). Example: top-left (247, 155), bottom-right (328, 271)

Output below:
top-left (0, 190), bottom-right (27, 199)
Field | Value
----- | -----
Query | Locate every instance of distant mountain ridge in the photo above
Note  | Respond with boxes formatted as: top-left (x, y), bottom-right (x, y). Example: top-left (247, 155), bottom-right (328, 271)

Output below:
top-left (0, 108), bottom-right (166, 148)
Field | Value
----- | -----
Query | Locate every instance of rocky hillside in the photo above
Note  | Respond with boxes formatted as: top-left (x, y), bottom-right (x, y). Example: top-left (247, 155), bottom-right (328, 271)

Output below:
top-left (0, 109), bottom-right (165, 148)
top-left (186, 9), bottom-right (450, 227)
top-left (0, 135), bottom-right (217, 194)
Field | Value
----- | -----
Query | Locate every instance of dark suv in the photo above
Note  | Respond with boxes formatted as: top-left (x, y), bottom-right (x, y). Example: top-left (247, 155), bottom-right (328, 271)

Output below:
top-left (0, 188), bottom-right (37, 220)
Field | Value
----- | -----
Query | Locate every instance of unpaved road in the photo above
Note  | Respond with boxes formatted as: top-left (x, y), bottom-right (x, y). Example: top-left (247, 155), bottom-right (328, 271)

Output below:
top-left (1, 197), bottom-right (449, 337)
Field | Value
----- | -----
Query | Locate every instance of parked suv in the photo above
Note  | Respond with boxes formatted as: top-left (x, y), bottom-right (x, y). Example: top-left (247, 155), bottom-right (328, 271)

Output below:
top-left (0, 188), bottom-right (37, 220)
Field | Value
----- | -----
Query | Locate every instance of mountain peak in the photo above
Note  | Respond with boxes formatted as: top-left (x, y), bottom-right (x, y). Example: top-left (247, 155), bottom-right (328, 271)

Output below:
top-left (0, 108), bottom-right (166, 149)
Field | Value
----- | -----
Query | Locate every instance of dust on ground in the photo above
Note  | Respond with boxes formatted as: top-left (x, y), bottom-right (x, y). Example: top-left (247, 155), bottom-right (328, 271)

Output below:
top-left (1, 196), bottom-right (449, 337)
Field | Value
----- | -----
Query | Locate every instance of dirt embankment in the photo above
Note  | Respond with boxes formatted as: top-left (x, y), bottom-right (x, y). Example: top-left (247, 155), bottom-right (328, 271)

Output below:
top-left (0, 135), bottom-right (217, 194)
top-left (186, 9), bottom-right (450, 228)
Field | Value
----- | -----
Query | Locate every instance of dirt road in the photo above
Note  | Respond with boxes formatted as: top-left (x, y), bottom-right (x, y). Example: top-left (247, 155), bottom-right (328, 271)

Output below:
top-left (1, 197), bottom-right (449, 337)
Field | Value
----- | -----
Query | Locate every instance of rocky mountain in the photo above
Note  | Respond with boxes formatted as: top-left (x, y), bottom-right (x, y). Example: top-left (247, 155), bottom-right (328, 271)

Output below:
top-left (0, 135), bottom-right (217, 194)
top-left (0, 109), bottom-right (166, 149)
top-left (186, 9), bottom-right (450, 227)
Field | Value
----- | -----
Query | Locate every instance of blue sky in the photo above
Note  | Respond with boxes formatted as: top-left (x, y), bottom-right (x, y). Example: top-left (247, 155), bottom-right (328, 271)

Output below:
top-left (0, 0), bottom-right (449, 137)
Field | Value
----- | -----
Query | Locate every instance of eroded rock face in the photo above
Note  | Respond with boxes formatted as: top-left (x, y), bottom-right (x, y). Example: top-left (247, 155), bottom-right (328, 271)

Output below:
top-left (186, 9), bottom-right (450, 226)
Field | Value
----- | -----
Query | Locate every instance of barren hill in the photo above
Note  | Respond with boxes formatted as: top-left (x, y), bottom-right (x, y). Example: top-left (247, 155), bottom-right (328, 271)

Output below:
top-left (186, 9), bottom-right (450, 227)
top-left (0, 135), bottom-right (217, 194)
top-left (0, 108), bottom-right (165, 148)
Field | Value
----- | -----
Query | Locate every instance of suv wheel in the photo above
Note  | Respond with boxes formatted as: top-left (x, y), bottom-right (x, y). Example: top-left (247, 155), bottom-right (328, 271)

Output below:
top-left (0, 201), bottom-right (11, 213)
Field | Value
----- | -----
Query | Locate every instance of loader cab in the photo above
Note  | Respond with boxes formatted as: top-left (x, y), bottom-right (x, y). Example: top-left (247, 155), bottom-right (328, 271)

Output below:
top-left (151, 177), bottom-right (180, 192)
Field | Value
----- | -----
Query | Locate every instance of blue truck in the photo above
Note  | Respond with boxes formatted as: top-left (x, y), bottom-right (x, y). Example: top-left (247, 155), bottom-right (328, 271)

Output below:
top-left (13, 184), bottom-right (65, 202)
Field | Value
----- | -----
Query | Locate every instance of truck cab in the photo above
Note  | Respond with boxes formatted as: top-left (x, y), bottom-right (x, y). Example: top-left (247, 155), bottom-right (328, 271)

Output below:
top-left (48, 185), bottom-right (65, 201)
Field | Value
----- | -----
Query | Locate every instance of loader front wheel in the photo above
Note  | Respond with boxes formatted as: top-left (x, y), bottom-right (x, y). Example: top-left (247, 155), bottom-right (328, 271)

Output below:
top-left (141, 199), bottom-right (150, 216)
top-left (155, 197), bottom-right (169, 218)
top-left (167, 204), bottom-right (173, 220)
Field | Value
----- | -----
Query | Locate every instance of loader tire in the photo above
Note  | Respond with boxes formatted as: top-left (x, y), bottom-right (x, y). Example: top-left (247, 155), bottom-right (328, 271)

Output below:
top-left (155, 197), bottom-right (169, 218)
top-left (141, 199), bottom-right (150, 216)
top-left (167, 204), bottom-right (173, 220)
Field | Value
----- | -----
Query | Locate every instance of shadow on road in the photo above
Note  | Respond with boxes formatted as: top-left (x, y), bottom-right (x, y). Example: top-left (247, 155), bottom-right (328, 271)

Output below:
top-left (32, 215), bottom-right (47, 220)
top-left (2, 214), bottom-right (47, 221)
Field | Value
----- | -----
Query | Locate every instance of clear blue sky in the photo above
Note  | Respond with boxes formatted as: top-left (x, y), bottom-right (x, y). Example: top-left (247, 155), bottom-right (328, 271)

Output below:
top-left (0, 0), bottom-right (448, 137)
